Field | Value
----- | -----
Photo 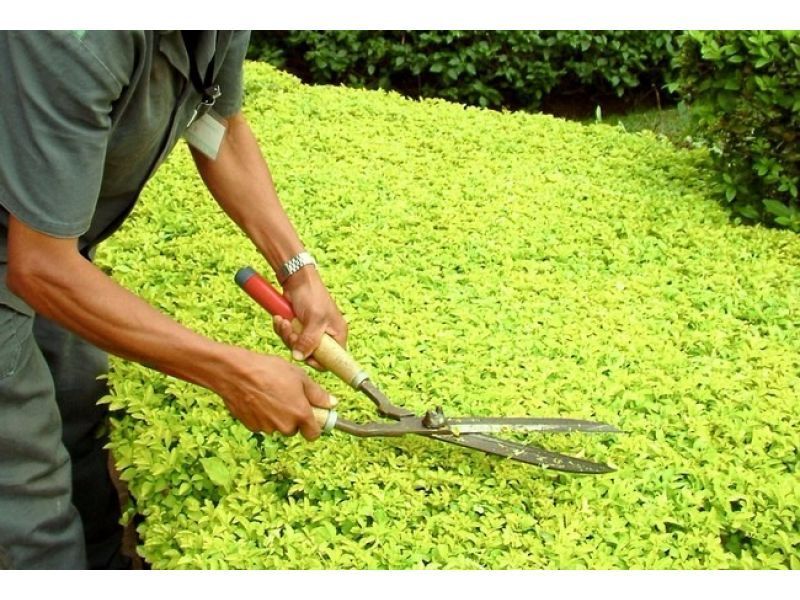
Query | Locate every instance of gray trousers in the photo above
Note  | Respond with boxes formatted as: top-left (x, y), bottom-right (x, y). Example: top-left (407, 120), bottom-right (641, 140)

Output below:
top-left (0, 303), bottom-right (125, 569)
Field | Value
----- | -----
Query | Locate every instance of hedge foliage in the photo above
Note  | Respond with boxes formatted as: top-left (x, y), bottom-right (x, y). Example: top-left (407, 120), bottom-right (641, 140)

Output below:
top-left (247, 31), bottom-right (679, 111)
top-left (674, 30), bottom-right (800, 231)
top-left (99, 63), bottom-right (800, 569)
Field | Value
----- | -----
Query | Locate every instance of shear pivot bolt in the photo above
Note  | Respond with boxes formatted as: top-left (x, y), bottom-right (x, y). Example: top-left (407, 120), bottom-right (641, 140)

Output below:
top-left (422, 406), bottom-right (446, 429)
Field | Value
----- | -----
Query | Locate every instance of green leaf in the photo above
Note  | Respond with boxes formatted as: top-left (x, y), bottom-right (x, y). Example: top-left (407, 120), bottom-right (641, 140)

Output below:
top-left (763, 199), bottom-right (792, 218)
top-left (736, 204), bottom-right (760, 219)
top-left (200, 457), bottom-right (232, 489)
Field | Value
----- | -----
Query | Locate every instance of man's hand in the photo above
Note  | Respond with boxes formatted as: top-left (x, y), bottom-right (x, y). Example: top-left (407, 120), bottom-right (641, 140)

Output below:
top-left (271, 267), bottom-right (349, 370)
top-left (212, 348), bottom-right (336, 440)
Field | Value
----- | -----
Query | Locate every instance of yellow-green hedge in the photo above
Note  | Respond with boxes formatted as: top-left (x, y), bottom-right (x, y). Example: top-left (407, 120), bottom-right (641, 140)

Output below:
top-left (99, 63), bottom-right (800, 569)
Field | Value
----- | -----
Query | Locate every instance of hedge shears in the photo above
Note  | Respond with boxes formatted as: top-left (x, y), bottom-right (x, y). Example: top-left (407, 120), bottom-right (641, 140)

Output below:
top-left (235, 267), bottom-right (619, 474)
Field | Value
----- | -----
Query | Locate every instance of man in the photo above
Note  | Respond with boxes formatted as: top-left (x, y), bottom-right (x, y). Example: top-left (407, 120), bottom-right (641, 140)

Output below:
top-left (0, 30), bottom-right (346, 569)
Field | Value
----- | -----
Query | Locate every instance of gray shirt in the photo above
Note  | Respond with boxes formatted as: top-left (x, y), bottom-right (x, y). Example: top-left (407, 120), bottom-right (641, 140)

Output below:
top-left (0, 30), bottom-right (250, 315)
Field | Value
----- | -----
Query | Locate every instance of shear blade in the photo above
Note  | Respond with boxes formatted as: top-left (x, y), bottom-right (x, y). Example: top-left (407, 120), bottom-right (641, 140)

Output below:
top-left (446, 417), bottom-right (620, 435)
top-left (429, 433), bottom-right (615, 474)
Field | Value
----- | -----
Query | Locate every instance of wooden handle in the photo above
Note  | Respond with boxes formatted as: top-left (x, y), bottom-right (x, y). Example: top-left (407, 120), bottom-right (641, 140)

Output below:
top-left (236, 267), bottom-right (369, 389)
top-left (288, 319), bottom-right (367, 388)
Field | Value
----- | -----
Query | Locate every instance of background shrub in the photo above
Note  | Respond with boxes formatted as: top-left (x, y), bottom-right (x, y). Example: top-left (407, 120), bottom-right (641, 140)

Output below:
top-left (674, 30), bottom-right (800, 231)
top-left (247, 30), bottom-right (680, 111)
top-left (100, 63), bottom-right (800, 569)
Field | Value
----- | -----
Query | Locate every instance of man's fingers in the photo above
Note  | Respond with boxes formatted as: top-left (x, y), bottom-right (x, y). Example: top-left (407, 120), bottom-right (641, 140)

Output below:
top-left (276, 422), bottom-right (300, 437)
top-left (272, 315), bottom-right (287, 340)
top-left (276, 314), bottom-right (346, 372)
top-left (305, 357), bottom-right (325, 371)
top-left (303, 377), bottom-right (335, 409)
top-left (273, 316), bottom-right (301, 353)
top-left (330, 319), bottom-right (349, 349)
top-left (275, 316), bottom-right (325, 369)
top-left (292, 317), bottom-right (325, 361)
top-left (298, 415), bottom-right (321, 441)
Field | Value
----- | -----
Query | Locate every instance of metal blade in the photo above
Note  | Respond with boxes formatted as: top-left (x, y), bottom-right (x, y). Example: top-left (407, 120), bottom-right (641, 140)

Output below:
top-left (428, 433), bottom-right (615, 474)
top-left (445, 417), bottom-right (620, 435)
top-left (334, 416), bottom-right (619, 437)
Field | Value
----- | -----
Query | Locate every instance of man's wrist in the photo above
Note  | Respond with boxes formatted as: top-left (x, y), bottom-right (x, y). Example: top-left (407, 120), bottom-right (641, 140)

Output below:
top-left (280, 260), bottom-right (321, 290)
top-left (277, 251), bottom-right (317, 285)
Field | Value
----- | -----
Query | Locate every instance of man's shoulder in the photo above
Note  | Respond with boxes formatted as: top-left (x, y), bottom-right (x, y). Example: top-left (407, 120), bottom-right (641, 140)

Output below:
top-left (2, 31), bottom-right (150, 89)
top-left (60, 31), bottom-right (151, 87)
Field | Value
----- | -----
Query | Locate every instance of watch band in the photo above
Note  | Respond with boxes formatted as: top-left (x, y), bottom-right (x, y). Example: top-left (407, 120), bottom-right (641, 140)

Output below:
top-left (278, 251), bottom-right (316, 284)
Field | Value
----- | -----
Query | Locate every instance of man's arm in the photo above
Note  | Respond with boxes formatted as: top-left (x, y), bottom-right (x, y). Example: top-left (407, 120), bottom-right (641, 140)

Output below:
top-left (5, 215), bottom-right (333, 440)
top-left (190, 113), bottom-right (348, 367)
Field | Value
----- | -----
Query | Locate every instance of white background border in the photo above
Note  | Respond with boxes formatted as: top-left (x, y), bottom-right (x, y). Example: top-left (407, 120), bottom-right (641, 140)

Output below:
top-left (5, 1), bottom-right (800, 28)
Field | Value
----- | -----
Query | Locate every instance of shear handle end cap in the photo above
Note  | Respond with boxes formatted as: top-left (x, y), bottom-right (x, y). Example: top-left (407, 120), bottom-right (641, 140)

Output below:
top-left (235, 266), bottom-right (257, 288)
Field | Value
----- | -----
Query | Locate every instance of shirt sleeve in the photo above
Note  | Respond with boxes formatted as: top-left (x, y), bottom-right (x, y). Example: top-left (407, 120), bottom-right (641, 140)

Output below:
top-left (213, 30), bottom-right (251, 118)
top-left (0, 31), bottom-right (122, 238)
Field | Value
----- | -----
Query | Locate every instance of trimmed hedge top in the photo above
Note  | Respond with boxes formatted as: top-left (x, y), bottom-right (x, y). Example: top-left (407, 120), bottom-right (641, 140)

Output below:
top-left (101, 63), bottom-right (800, 569)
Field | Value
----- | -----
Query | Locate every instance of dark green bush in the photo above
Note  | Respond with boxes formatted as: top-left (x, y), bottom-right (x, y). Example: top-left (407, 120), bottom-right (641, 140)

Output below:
top-left (247, 31), bottom-right (679, 111)
top-left (674, 31), bottom-right (800, 231)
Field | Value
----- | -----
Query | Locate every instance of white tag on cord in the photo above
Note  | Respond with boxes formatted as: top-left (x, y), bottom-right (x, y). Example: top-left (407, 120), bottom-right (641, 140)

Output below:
top-left (184, 109), bottom-right (227, 160)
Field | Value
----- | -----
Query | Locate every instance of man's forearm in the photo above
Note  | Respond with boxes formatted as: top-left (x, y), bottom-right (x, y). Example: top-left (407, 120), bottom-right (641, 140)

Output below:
top-left (189, 111), bottom-right (349, 361)
top-left (191, 113), bottom-right (306, 273)
top-left (7, 235), bottom-right (234, 391)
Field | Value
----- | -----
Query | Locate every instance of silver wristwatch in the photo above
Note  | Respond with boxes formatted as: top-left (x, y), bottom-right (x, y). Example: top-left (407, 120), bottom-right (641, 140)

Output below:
top-left (278, 251), bottom-right (317, 284)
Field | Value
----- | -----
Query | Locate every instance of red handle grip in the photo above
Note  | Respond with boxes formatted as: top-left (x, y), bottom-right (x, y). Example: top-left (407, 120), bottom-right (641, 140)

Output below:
top-left (235, 267), bottom-right (295, 320)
